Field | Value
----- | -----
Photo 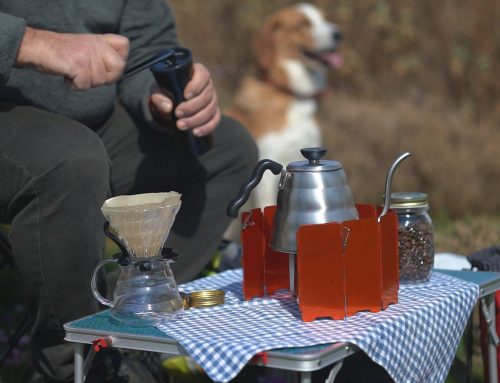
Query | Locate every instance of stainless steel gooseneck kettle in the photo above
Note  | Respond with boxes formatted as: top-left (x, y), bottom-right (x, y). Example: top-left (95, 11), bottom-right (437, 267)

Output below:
top-left (227, 147), bottom-right (359, 253)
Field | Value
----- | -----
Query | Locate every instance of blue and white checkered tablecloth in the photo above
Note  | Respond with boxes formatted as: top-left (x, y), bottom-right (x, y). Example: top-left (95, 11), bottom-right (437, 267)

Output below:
top-left (156, 269), bottom-right (479, 383)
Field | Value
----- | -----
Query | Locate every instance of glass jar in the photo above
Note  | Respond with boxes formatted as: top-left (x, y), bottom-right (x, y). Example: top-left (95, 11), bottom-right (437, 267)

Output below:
top-left (390, 192), bottom-right (435, 283)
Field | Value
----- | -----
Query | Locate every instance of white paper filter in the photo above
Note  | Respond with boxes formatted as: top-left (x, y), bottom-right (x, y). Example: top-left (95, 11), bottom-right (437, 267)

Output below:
top-left (101, 192), bottom-right (182, 258)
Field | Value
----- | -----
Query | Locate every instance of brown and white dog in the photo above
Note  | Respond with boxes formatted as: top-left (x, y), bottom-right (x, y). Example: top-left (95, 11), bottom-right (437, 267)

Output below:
top-left (227, 3), bottom-right (342, 209)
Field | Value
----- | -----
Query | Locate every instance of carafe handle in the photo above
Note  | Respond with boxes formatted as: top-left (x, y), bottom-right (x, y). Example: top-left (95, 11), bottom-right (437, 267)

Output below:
top-left (226, 159), bottom-right (283, 218)
top-left (91, 259), bottom-right (117, 308)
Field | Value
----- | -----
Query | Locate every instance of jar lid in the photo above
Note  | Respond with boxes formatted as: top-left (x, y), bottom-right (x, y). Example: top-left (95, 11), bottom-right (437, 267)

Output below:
top-left (390, 192), bottom-right (429, 209)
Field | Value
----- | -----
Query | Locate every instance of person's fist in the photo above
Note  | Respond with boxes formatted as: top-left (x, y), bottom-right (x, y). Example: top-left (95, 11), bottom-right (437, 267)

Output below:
top-left (149, 63), bottom-right (220, 136)
top-left (17, 27), bottom-right (129, 90)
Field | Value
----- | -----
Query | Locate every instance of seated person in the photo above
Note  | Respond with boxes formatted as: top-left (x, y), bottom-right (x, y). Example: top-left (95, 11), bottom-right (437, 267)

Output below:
top-left (0, 1), bottom-right (257, 381)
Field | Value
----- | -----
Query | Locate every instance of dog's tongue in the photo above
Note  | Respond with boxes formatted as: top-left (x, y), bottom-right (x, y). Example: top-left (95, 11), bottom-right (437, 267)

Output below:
top-left (320, 52), bottom-right (343, 69)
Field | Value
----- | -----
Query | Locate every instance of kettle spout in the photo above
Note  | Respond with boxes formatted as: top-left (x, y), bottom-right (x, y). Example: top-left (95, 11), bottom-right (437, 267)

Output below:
top-left (378, 152), bottom-right (412, 222)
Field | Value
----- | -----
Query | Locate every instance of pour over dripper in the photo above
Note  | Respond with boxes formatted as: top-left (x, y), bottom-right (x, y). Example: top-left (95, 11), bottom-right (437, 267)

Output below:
top-left (91, 192), bottom-right (184, 325)
top-left (101, 192), bottom-right (181, 258)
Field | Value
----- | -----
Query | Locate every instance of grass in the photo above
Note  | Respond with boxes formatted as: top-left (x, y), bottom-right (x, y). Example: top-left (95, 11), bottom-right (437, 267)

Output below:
top-left (435, 214), bottom-right (500, 256)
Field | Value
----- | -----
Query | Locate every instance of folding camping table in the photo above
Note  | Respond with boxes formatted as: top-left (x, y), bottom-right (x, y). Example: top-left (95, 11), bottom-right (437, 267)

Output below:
top-left (64, 269), bottom-right (500, 383)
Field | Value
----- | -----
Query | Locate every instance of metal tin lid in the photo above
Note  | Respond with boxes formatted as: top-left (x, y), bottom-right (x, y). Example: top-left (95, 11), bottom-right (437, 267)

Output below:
top-left (287, 147), bottom-right (342, 172)
top-left (390, 192), bottom-right (429, 209)
top-left (188, 290), bottom-right (225, 308)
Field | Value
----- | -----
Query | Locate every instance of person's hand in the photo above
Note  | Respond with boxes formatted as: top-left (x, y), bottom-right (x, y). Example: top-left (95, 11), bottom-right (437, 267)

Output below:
top-left (149, 63), bottom-right (221, 137)
top-left (17, 27), bottom-right (129, 90)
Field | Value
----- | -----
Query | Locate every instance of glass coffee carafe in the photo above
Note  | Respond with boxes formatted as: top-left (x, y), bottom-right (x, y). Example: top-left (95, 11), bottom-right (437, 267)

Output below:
top-left (91, 192), bottom-right (184, 325)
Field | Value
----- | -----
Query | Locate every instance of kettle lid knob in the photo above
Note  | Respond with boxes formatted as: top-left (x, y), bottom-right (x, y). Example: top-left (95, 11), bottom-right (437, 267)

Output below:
top-left (301, 147), bottom-right (327, 165)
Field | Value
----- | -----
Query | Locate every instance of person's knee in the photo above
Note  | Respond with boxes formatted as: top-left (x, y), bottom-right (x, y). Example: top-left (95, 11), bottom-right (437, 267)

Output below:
top-left (57, 141), bottom-right (108, 196)
top-left (35, 118), bottom-right (111, 199)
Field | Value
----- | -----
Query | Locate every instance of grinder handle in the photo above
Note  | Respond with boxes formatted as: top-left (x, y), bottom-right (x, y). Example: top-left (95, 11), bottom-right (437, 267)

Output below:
top-left (226, 159), bottom-right (283, 218)
top-left (150, 48), bottom-right (212, 156)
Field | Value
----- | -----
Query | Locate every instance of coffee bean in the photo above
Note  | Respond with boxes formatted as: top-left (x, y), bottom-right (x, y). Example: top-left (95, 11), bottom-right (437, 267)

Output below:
top-left (398, 218), bottom-right (434, 283)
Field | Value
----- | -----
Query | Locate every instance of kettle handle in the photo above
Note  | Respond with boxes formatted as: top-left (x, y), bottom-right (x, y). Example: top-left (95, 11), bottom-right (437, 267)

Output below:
top-left (226, 159), bottom-right (283, 218)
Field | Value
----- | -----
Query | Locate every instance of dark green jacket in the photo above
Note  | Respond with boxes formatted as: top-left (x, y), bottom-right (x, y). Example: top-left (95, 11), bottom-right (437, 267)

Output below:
top-left (0, 0), bottom-right (178, 128)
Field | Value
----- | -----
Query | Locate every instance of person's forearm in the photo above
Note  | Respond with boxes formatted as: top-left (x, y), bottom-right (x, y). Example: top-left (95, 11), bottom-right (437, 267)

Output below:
top-left (0, 12), bottom-right (26, 83)
top-left (16, 27), bottom-right (49, 69)
top-left (117, 0), bottom-right (177, 126)
top-left (14, 26), bottom-right (129, 90)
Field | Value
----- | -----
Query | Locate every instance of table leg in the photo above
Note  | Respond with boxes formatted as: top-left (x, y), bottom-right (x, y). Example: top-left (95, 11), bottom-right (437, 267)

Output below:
top-left (74, 343), bottom-right (85, 383)
top-left (485, 294), bottom-right (498, 383)
top-left (299, 371), bottom-right (312, 383)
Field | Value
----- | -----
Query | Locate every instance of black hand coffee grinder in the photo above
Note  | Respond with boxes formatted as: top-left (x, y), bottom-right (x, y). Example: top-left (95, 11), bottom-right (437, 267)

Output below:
top-left (121, 47), bottom-right (212, 156)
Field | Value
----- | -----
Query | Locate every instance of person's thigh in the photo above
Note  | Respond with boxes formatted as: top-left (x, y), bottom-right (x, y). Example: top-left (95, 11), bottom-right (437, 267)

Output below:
top-left (96, 104), bottom-right (190, 196)
top-left (0, 102), bottom-right (111, 346)
top-left (98, 105), bottom-right (257, 282)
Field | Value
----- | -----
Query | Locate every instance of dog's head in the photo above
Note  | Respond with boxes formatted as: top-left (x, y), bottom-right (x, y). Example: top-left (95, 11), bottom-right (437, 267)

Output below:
top-left (253, 3), bottom-right (342, 97)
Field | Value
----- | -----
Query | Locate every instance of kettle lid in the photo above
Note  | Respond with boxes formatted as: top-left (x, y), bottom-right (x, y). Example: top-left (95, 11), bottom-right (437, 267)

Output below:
top-left (287, 147), bottom-right (342, 172)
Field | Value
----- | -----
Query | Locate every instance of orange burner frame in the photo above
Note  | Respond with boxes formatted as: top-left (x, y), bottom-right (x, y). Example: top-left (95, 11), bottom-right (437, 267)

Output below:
top-left (240, 204), bottom-right (399, 322)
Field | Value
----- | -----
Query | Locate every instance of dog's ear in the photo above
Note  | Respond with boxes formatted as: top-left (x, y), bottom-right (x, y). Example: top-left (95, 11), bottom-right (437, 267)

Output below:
top-left (252, 14), bottom-right (281, 70)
